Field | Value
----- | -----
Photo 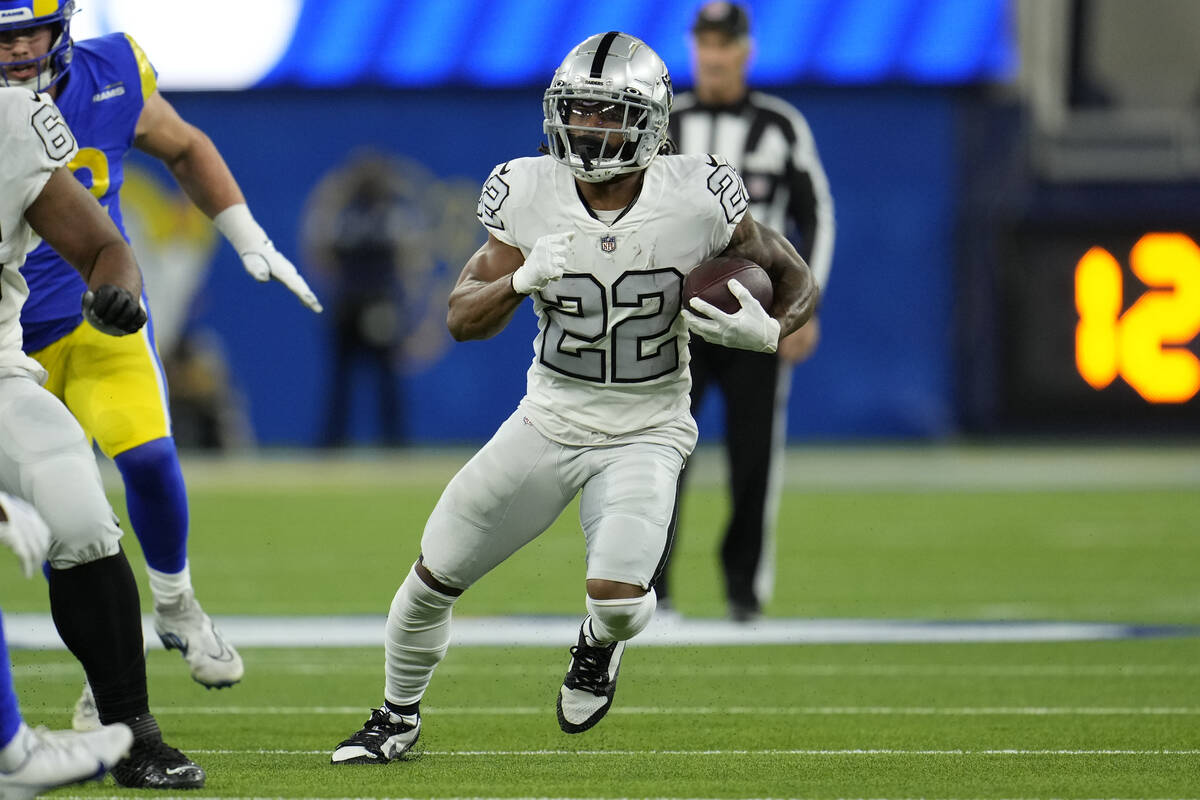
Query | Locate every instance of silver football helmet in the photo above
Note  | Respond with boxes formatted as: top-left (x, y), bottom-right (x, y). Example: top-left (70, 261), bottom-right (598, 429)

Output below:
top-left (543, 32), bottom-right (673, 183)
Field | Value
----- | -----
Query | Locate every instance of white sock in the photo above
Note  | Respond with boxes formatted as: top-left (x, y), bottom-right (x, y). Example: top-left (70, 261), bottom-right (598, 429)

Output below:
top-left (580, 618), bottom-right (600, 647)
top-left (147, 564), bottom-right (193, 606)
top-left (0, 723), bottom-right (33, 772)
top-left (384, 565), bottom-right (457, 706)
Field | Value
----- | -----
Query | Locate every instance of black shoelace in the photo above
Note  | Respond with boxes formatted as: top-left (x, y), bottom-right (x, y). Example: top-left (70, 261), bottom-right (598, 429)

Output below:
top-left (343, 708), bottom-right (412, 747)
top-left (565, 641), bottom-right (616, 696)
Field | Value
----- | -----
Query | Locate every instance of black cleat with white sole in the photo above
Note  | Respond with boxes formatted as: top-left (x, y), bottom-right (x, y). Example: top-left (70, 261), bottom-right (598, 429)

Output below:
top-left (556, 616), bottom-right (626, 734)
top-left (331, 707), bottom-right (421, 764)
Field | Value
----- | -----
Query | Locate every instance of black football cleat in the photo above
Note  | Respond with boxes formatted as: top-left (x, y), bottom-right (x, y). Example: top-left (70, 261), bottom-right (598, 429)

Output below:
top-left (556, 616), bottom-right (626, 734)
top-left (331, 707), bottom-right (421, 764)
top-left (109, 718), bottom-right (205, 790)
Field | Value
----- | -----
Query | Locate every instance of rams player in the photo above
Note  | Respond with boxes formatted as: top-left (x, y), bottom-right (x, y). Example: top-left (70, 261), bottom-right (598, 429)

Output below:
top-left (0, 0), bottom-right (323, 715)
top-left (332, 32), bottom-right (816, 763)
top-left (0, 85), bottom-right (203, 789)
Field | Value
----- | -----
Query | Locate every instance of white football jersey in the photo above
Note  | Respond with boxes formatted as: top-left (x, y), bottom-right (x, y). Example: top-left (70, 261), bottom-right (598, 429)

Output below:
top-left (0, 87), bottom-right (77, 379)
top-left (476, 153), bottom-right (749, 455)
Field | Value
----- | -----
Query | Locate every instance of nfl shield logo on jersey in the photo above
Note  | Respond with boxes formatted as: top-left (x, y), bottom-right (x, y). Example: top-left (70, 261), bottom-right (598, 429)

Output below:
top-left (600, 235), bottom-right (617, 253)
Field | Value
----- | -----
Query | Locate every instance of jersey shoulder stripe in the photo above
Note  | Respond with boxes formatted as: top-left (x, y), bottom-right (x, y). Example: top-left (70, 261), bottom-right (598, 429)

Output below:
top-left (123, 34), bottom-right (159, 99)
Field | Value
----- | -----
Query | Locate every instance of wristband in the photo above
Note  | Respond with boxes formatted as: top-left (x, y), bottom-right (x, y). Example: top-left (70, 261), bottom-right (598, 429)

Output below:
top-left (212, 203), bottom-right (269, 252)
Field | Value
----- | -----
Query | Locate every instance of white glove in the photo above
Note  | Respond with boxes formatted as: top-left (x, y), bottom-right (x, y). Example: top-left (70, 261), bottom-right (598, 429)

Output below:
top-left (681, 279), bottom-right (781, 353)
top-left (213, 204), bottom-right (323, 313)
top-left (511, 232), bottom-right (573, 295)
top-left (0, 492), bottom-right (51, 579)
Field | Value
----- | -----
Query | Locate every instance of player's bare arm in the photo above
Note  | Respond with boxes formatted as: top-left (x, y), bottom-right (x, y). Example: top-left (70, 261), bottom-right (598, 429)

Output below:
top-left (133, 91), bottom-right (243, 217)
top-left (25, 165), bottom-right (147, 335)
top-left (446, 233), bottom-right (527, 341)
top-left (134, 90), bottom-right (322, 311)
top-left (25, 166), bottom-right (141, 298)
top-left (721, 212), bottom-right (818, 338)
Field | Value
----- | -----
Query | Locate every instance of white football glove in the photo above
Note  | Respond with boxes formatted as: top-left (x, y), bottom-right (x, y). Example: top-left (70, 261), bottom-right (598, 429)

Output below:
top-left (0, 492), bottom-right (51, 579)
top-left (213, 204), bottom-right (323, 313)
top-left (681, 279), bottom-right (781, 354)
top-left (511, 232), bottom-right (574, 295)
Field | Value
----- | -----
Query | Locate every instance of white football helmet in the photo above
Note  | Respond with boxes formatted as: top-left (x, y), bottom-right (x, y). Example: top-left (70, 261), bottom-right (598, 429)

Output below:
top-left (543, 31), bottom-right (673, 183)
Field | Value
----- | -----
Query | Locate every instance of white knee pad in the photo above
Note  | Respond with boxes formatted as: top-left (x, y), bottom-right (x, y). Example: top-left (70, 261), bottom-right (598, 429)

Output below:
top-left (384, 564), bottom-right (458, 706)
top-left (586, 589), bottom-right (657, 642)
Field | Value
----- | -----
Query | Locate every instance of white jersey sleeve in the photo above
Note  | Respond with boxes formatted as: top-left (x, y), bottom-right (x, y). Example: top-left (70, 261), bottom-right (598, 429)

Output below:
top-left (0, 87), bottom-right (79, 379)
top-left (475, 158), bottom-right (540, 252)
top-left (0, 88), bottom-right (77, 258)
top-left (689, 153), bottom-right (749, 256)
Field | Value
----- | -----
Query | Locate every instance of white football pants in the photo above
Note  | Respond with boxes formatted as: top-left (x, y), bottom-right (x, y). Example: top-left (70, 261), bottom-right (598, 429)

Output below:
top-left (419, 409), bottom-right (683, 591)
top-left (0, 373), bottom-right (122, 567)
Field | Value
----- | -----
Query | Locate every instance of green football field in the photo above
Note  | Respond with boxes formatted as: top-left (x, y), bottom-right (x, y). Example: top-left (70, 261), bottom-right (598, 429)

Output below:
top-left (6, 445), bottom-right (1200, 798)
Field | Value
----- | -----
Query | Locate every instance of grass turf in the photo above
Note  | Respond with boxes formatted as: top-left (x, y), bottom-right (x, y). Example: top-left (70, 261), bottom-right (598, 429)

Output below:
top-left (4, 448), bottom-right (1199, 797)
top-left (12, 640), bottom-right (1200, 797)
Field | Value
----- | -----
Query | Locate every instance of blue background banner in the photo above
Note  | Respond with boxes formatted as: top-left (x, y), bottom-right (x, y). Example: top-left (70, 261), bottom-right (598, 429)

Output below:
top-left (263, 0), bottom-right (1013, 87)
top-left (76, 0), bottom-right (1015, 90)
top-left (133, 86), bottom-right (959, 445)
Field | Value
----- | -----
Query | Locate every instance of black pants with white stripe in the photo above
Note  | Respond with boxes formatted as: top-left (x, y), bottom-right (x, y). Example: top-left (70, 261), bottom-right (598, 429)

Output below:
top-left (657, 337), bottom-right (785, 615)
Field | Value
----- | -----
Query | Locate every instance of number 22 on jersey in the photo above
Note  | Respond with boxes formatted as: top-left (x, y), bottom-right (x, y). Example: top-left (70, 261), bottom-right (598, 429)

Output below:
top-left (538, 268), bottom-right (683, 384)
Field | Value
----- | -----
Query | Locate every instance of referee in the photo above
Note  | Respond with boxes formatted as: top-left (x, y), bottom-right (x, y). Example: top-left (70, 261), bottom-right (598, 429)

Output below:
top-left (658, 1), bottom-right (835, 622)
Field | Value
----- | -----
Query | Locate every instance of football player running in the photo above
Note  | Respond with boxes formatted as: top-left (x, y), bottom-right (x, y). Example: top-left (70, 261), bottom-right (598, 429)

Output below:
top-left (0, 0), bottom-right (322, 713)
top-left (0, 86), bottom-right (205, 788)
top-left (331, 31), bottom-right (816, 764)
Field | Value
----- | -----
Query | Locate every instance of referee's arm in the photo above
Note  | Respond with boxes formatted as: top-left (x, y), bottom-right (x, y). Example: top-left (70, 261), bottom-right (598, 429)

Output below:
top-left (785, 110), bottom-right (835, 294)
top-left (779, 109), bottom-right (834, 362)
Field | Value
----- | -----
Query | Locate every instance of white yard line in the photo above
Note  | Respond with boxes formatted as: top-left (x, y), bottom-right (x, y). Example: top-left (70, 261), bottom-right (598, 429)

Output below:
top-left (18, 662), bottom-right (1200, 678)
top-left (83, 746), bottom-right (1200, 756)
top-left (9, 613), bottom-right (1194, 649)
top-left (21, 705), bottom-right (1200, 716)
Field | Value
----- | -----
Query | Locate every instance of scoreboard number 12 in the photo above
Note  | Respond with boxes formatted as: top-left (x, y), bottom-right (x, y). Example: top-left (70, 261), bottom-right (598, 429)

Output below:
top-left (1075, 233), bottom-right (1200, 404)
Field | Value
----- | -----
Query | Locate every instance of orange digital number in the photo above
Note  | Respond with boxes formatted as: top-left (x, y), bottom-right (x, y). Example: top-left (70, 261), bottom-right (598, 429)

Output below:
top-left (1074, 233), bottom-right (1200, 403)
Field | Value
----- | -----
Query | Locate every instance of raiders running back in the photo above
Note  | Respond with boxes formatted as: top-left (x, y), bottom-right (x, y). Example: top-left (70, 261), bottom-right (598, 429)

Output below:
top-left (476, 150), bottom-right (749, 456)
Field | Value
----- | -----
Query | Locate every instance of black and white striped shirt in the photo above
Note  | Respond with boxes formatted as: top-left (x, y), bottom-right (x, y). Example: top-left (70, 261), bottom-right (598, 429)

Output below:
top-left (668, 91), bottom-right (834, 290)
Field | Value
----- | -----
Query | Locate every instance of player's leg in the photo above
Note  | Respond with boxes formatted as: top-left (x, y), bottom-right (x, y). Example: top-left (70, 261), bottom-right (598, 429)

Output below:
top-left (0, 375), bottom-right (205, 789)
top-left (41, 320), bottom-right (242, 689)
top-left (0, 611), bottom-right (134, 800)
top-left (320, 304), bottom-right (358, 447)
top-left (0, 611), bottom-right (22, 765)
top-left (371, 343), bottom-right (402, 446)
top-left (116, 438), bottom-right (242, 687)
top-left (653, 337), bottom-right (718, 611)
top-left (717, 349), bottom-right (786, 621)
top-left (556, 441), bottom-right (681, 733)
top-left (332, 410), bottom-right (576, 763)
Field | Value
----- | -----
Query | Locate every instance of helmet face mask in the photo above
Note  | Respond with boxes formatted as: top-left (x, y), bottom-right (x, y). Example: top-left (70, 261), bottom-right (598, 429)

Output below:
top-left (0, 0), bottom-right (76, 92)
top-left (543, 32), bottom-right (672, 183)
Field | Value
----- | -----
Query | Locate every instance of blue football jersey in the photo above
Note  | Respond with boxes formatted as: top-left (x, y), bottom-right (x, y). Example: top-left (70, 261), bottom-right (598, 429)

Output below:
top-left (19, 33), bottom-right (157, 353)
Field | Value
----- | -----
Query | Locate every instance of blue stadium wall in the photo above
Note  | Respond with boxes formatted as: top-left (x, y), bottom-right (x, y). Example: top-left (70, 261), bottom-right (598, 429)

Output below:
top-left (141, 87), bottom-right (960, 445)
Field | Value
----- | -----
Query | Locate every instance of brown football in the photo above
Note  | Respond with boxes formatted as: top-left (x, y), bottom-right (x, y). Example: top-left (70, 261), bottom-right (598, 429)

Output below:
top-left (683, 256), bottom-right (774, 316)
